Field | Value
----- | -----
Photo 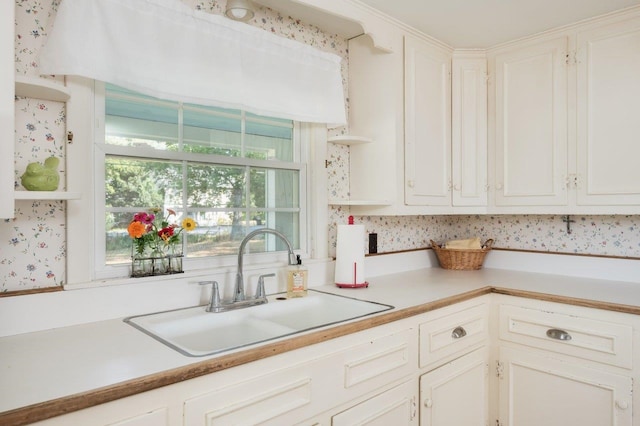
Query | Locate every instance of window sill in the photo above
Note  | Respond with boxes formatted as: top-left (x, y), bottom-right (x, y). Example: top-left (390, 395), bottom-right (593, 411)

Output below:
top-left (64, 257), bottom-right (334, 292)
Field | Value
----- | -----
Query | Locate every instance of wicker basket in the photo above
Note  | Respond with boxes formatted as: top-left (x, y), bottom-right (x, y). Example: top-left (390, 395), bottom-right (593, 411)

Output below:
top-left (430, 239), bottom-right (494, 270)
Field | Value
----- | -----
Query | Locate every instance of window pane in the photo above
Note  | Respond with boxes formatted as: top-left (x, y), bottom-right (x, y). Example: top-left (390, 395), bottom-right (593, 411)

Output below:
top-left (245, 119), bottom-right (293, 161)
top-left (187, 164), bottom-right (246, 208)
top-left (183, 106), bottom-right (242, 156)
top-left (105, 211), bottom-right (136, 264)
top-left (250, 168), bottom-right (299, 208)
top-left (105, 157), bottom-right (183, 208)
top-left (106, 98), bottom-right (179, 150)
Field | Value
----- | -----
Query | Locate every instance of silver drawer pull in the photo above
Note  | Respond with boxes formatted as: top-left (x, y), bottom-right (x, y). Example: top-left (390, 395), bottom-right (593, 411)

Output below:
top-left (451, 326), bottom-right (467, 339)
top-left (546, 328), bottom-right (572, 341)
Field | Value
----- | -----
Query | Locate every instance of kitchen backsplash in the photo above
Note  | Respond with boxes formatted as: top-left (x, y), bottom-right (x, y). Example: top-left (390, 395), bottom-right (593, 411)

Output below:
top-left (2, 0), bottom-right (639, 292)
top-left (329, 214), bottom-right (640, 258)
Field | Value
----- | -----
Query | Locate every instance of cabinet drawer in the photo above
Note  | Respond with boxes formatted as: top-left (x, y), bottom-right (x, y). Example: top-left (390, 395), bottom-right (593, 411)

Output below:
top-left (184, 362), bottom-right (321, 426)
top-left (332, 379), bottom-right (418, 425)
top-left (499, 304), bottom-right (633, 369)
top-left (341, 328), bottom-right (417, 391)
top-left (419, 302), bottom-right (489, 369)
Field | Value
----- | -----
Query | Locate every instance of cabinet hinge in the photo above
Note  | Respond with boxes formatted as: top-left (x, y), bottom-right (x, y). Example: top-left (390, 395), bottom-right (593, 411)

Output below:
top-left (410, 396), bottom-right (417, 420)
top-left (496, 360), bottom-right (504, 379)
top-left (565, 50), bottom-right (577, 65)
top-left (565, 174), bottom-right (579, 189)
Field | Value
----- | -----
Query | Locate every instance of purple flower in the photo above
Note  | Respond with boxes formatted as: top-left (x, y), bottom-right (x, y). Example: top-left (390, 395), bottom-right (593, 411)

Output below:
top-left (133, 212), bottom-right (155, 224)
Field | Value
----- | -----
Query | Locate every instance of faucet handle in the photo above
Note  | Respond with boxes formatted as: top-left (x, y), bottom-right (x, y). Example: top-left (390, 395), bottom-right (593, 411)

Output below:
top-left (256, 273), bottom-right (275, 299)
top-left (199, 281), bottom-right (220, 312)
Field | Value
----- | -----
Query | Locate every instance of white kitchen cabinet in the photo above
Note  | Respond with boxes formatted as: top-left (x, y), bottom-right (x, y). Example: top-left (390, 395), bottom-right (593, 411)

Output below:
top-left (496, 296), bottom-right (638, 426)
top-left (345, 32), bottom-right (488, 214)
top-left (498, 346), bottom-right (632, 426)
top-left (404, 47), bottom-right (488, 211)
top-left (332, 379), bottom-right (418, 425)
top-left (31, 319), bottom-right (417, 426)
top-left (0, 1), bottom-right (14, 219)
top-left (491, 35), bottom-right (569, 208)
top-left (575, 14), bottom-right (640, 207)
top-left (184, 326), bottom-right (417, 425)
top-left (347, 30), bottom-right (485, 215)
top-left (418, 298), bottom-right (490, 426)
top-left (342, 33), bottom-right (402, 209)
top-left (404, 34), bottom-right (452, 208)
top-left (418, 299), bottom-right (489, 371)
top-left (489, 11), bottom-right (640, 213)
top-left (451, 53), bottom-right (488, 208)
top-left (420, 348), bottom-right (489, 426)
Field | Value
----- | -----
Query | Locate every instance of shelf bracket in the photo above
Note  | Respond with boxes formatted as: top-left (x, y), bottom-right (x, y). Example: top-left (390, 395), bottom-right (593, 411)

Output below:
top-left (562, 215), bottom-right (575, 234)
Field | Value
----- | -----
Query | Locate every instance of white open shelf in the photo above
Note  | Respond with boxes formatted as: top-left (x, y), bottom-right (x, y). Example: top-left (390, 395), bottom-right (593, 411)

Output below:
top-left (327, 135), bottom-right (372, 146)
top-left (15, 76), bottom-right (70, 102)
top-left (14, 191), bottom-right (81, 200)
top-left (328, 199), bottom-right (392, 206)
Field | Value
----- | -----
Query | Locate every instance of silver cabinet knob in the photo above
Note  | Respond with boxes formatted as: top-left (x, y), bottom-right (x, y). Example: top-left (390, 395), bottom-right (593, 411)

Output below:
top-left (546, 328), bottom-right (572, 341)
top-left (451, 326), bottom-right (467, 339)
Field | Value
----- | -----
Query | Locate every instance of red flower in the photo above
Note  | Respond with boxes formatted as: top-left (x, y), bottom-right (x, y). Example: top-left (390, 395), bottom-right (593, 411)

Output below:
top-left (158, 226), bottom-right (174, 242)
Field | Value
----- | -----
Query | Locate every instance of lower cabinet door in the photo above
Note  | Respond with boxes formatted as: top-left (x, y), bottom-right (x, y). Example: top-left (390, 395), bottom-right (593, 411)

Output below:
top-left (419, 347), bottom-right (489, 426)
top-left (332, 379), bottom-right (418, 425)
top-left (498, 346), bottom-right (632, 426)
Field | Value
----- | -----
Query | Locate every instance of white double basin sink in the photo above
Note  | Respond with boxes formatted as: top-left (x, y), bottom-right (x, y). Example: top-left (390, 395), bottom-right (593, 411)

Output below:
top-left (125, 290), bottom-right (393, 357)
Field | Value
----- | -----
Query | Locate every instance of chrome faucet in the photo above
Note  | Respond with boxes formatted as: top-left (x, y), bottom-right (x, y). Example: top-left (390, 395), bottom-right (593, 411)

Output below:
top-left (199, 228), bottom-right (296, 313)
top-left (235, 228), bottom-right (297, 301)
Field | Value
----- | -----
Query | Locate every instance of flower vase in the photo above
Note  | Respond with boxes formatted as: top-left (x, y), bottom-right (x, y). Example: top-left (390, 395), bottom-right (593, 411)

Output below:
top-left (131, 251), bottom-right (152, 277)
top-left (167, 244), bottom-right (183, 274)
top-left (130, 244), bottom-right (184, 278)
top-left (150, 249), bottom-right (168, 275)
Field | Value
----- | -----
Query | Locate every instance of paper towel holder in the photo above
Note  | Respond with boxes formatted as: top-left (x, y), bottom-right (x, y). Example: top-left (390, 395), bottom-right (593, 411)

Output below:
top-left (335, 216), bottom-right (369, 288)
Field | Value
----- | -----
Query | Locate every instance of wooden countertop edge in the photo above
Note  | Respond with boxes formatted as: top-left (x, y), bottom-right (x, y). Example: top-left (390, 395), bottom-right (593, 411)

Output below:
top-left (3, 285), bottom-right (639, 426)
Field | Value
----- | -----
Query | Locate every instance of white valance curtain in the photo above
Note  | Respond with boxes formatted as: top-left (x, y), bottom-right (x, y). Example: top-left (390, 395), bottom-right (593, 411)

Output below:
top-left (40, 0), bottom-right (346, 126)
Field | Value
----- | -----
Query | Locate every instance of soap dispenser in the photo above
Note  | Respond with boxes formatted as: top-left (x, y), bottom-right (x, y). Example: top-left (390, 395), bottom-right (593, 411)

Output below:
top-left (287, 255), bottom-right (308, 298)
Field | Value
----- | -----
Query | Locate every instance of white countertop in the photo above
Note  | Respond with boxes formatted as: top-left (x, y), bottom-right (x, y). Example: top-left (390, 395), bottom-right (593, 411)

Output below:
top-left (2, 264), bottom-right (640, 418)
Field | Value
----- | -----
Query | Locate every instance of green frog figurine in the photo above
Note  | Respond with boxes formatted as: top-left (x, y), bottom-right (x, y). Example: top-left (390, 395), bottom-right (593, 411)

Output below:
top-left (20, 156), bottom-right (60, 191)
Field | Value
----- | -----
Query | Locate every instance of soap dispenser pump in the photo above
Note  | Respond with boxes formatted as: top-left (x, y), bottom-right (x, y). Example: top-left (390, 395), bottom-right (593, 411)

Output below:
top-left (287, 255), bottom-right (308, 298)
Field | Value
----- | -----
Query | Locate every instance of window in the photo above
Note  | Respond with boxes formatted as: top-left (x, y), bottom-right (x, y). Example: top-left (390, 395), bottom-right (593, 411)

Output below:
top-left (94, 83), bottom-right (307, 278)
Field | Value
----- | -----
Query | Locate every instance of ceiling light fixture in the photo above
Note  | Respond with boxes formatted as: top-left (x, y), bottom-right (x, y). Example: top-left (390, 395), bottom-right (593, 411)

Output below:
top-left (225, 0), bottom-right (255, 22)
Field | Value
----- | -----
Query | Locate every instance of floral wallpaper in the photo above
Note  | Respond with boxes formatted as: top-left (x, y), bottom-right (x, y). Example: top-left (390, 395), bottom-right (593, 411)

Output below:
top-left (2, 0), bottom-right (639, 292)
top-left (2, 0), bottom-right (66, 293)
top-left (334, 214), bottom-right (640, 258)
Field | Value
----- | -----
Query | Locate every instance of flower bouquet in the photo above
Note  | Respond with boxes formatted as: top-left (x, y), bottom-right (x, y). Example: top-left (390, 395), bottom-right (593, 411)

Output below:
top-left (127, 208), bottom-right (197, 277)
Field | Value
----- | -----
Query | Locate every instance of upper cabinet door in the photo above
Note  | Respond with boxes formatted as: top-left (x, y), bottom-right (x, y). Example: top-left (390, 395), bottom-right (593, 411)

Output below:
top-left (493, 36), bottom-right (569, 207)
top-left (576, 16), bottom-right (640, 206)
top-left (404, 35), bottom-right (452, 207)
top-left (451, 55), bottom-right (488, 207)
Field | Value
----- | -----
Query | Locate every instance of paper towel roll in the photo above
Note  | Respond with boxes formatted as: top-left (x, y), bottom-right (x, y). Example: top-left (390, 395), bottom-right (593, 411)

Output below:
top-left (335, 224), bottom-right (367, 287)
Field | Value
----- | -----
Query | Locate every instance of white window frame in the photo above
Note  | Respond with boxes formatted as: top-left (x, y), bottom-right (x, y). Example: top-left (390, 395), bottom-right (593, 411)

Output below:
top-left (65, 77), bottom-right (327, 287)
